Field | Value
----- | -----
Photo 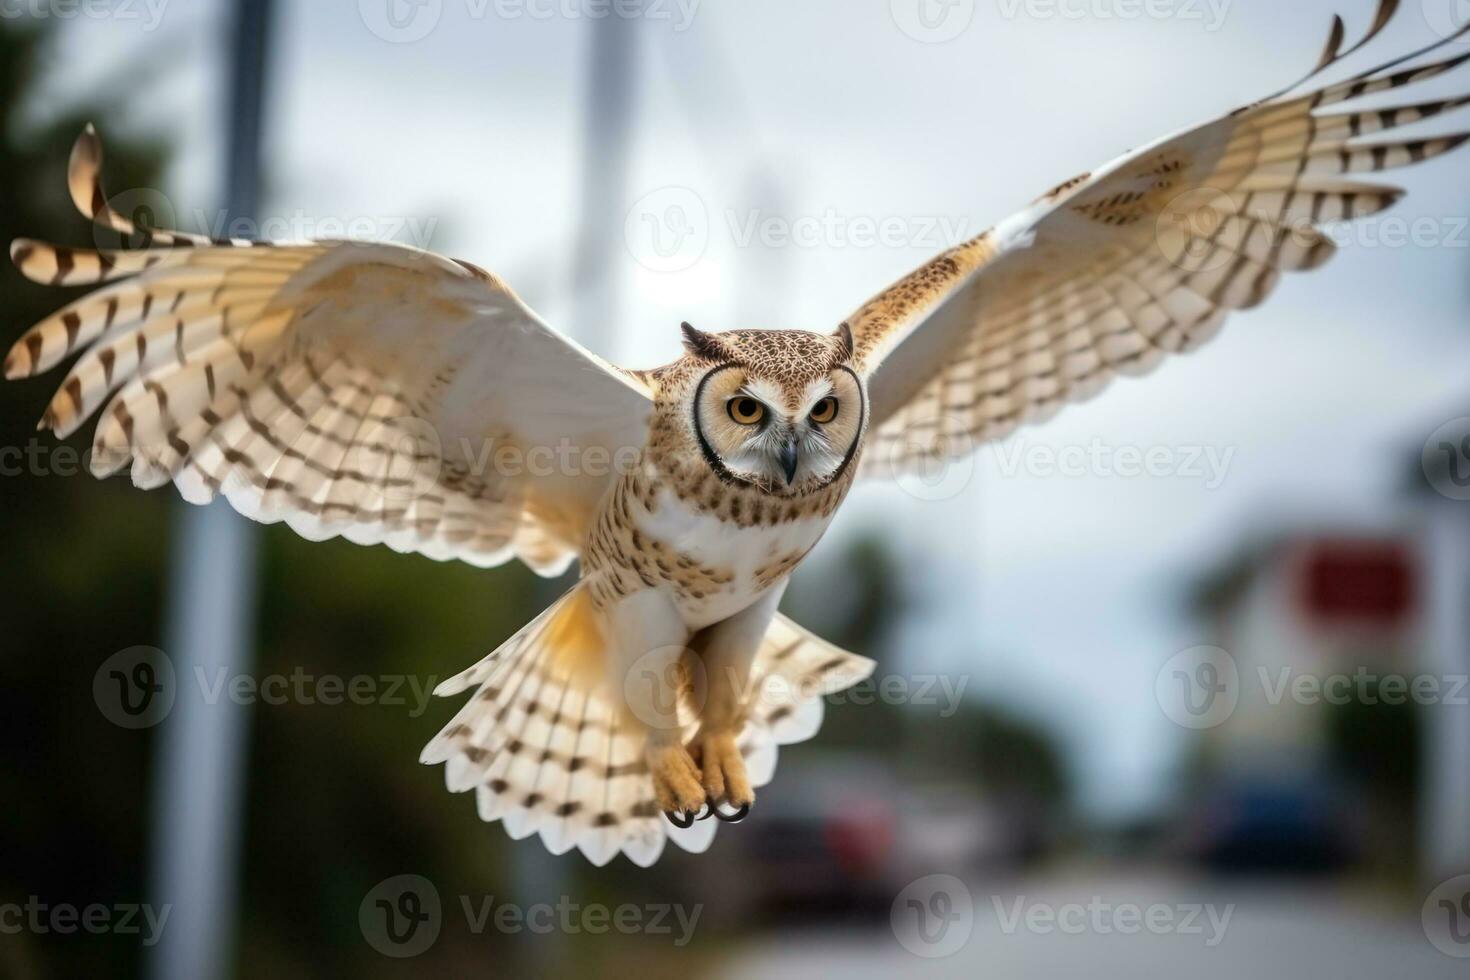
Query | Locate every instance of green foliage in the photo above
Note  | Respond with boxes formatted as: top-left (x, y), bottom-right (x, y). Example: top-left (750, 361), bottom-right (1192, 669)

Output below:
top-left (1327, 677), bottom-right (1421, 875)
top-left (0, 19), bottom-right (174, 980)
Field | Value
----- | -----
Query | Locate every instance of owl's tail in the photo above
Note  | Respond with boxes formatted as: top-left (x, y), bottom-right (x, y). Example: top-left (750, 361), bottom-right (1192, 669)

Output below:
top-left (420, 583), bottom-right (875, 867)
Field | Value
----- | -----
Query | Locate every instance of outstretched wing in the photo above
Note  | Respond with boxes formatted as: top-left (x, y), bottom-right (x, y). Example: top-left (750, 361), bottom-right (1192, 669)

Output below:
top-left (7, 127), bottom-right (652, 575)
top-left (852, 0), bottom-right (1469, 476)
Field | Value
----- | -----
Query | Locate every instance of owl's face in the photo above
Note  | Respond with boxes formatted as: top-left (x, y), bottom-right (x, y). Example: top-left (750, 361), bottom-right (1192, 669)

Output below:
top-left (678, 324), bottom-right (865, 495)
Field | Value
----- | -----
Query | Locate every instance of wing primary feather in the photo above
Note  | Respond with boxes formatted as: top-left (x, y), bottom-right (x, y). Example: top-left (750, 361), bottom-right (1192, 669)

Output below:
top-left (854, 3), bottom-right (1469, 474)
top-left (1262, 0), bottom-right (1398, 105)
top-left (9, 127), bottom-right (653, 573)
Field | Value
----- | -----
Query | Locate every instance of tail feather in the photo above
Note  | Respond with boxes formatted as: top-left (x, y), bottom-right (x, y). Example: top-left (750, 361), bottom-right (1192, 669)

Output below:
top-left (421, 588), bottom-right (876, 867)
top-left (738, 612), bottom-right (876, 771)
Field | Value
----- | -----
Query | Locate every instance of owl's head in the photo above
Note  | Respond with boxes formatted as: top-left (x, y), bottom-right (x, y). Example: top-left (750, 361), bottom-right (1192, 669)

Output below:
top-left (677, 323), bottom-right (865, 494)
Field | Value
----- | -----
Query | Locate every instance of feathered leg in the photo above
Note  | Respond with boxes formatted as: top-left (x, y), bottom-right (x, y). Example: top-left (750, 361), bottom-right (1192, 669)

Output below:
top-left (691, 583), bottom-right (786, 819)
top-left (604, 590), bottom-right (705, 822)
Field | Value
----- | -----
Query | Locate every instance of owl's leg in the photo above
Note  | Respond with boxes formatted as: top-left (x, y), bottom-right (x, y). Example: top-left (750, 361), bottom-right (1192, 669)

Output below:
top-left (605, 589), bottom-right (705, 823)
top-left (691, 582), bottom-right (787, 820)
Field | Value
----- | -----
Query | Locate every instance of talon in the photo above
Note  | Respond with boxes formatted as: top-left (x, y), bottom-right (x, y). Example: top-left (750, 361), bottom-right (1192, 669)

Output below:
top-left (696, 801), bottom-right (715, 821)
top-left (697, 730), bottom-right (754, 813)
top-left (713, 800), bottom-right (750, 823)
top-left (648, 743), bottom-right (704, 817)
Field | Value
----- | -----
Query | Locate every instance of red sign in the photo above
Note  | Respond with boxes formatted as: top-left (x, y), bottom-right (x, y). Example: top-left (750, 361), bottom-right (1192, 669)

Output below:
top-left (1296, 540), bottom-right (1416, 629)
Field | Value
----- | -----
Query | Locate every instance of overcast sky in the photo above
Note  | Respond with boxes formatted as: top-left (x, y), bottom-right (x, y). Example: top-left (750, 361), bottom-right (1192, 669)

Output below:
top-left (37, 0), bottom-right (1470, 817)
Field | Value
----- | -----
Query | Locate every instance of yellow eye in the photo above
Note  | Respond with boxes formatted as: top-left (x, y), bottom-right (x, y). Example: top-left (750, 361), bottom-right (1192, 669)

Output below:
top-left (809, 396), bottom-right (839, 425)
top-left (728, 397), bottom-right (766, 426)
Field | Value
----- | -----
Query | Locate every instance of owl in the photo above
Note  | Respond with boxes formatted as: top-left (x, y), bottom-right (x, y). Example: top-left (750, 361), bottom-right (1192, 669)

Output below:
top-left (8, 1), bottom-right (1466, 865)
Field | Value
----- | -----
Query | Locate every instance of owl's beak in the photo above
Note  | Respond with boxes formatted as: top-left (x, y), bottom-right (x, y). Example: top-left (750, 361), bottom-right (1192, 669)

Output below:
top-left (777, 439), bottom-right (800, 485)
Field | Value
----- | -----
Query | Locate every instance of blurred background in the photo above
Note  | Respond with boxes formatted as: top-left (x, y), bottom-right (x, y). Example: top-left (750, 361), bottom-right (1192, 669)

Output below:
top-left (2, 0), bottom-right (1470, 976)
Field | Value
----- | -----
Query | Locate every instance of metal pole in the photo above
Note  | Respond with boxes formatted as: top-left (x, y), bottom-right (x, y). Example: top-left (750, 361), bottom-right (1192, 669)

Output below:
top-left (1422, 502), bottom-right (1470, 882)
top-left (569, 6), bottom-right (639, 344)
top-left (147, 2), bottom-right (272, 978)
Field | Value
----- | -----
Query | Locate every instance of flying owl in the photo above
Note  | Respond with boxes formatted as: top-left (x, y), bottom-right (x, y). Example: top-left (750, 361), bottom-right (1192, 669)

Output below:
top-left (8, 1), bottom-right (1466, 866)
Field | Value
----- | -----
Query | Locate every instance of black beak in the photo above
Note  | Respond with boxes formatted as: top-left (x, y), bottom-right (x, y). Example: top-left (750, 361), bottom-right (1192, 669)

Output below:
top-left (778, 440), bottom-right (799, 485)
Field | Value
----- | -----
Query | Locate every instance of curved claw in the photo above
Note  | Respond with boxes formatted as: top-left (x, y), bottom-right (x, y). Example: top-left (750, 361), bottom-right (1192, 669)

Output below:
top-left (712, 800), bottom-right (750, 824)
top-left (696, 802), bottom-right (715, 821)
top-left (664, 808), bottom-right (697, 829)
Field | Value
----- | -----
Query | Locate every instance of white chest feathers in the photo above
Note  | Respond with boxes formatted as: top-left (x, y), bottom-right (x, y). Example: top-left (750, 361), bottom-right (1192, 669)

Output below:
top-left (638, 486), bottom-right (831, 629)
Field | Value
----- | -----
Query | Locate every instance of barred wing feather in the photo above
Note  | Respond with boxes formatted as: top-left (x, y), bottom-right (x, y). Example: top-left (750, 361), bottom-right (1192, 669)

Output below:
top-left (7, 127), bottom-right (652, 575)
top-left (853, 0), bottom-right (1470, 476)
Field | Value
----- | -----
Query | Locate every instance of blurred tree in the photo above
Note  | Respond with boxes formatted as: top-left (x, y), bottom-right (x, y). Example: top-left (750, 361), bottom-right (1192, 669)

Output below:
top-left (1327, 684), bottom-right (1421, 882)
top-left (789, 534), bottom-right (1070, 814)
top-left (0, 17), bottom-right (174, 980)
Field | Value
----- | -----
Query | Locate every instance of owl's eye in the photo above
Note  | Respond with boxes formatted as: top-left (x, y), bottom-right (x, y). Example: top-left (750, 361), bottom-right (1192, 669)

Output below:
top-left (728, 397), bottom-right (766, 426)
top-left (809, 397), bottom-right (839, 425)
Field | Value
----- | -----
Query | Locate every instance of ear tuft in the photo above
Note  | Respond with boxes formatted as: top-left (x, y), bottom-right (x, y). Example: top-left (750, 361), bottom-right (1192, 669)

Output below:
top-left (681, 322), bottom-right (730, 361)
top-left (833, 322), bottom-right (855, 363)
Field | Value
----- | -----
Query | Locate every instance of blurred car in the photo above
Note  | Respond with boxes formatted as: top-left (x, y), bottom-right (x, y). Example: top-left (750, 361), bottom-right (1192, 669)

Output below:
top-left (1180, 772), bottom-right (1364, 875)
top-left (702, 752), bottom-right (1041, 927)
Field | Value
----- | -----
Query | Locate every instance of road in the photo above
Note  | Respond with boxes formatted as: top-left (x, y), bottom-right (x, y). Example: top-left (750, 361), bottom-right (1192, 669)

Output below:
top-left (718, 872), bottom-right (1465, 979)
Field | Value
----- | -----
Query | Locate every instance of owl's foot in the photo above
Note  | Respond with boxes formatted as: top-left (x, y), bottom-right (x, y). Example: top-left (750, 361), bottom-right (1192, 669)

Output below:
top-left (649, 743), bottom-right (706, 826)
top-left (695, 730), bottom-right (753, 822)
